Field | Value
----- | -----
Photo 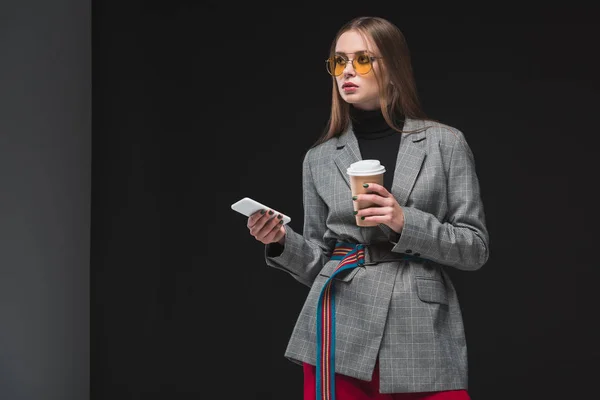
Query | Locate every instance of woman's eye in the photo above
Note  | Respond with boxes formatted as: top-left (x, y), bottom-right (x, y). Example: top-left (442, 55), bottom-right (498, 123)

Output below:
top-left (334, 56), bottom-right (347, 65)
top-left (357, 54), bottom-right (370, 64)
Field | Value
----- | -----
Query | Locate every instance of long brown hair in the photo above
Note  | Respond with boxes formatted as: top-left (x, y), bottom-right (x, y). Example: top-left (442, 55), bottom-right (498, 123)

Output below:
top-left (312, 16), bottom-right (434, 148)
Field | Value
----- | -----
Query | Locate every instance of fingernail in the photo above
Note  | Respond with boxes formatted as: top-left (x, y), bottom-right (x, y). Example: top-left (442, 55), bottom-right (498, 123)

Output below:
top-left (260, 210), bottom-right (266, 214)
top-left (353, 211), bottom-right (358, 215)
top-left (277, 214), bottom-right (283, 219)
top-left (278, 220), bottom-right (283, 224)
top-left (361, 216), bottom-right (365, 220)
top-left (352, 196), bottom-right (357, 200)
top-left (363, 183), bottom-right (369, 188)
top-left (268, 210), bottom-right (274, 215)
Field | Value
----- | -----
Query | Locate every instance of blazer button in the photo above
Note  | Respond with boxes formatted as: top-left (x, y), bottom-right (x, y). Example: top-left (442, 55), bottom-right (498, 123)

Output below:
top-left (414, 253), bottom-right (421, 257)
top-left (405, 249), bottom-right (412, 254)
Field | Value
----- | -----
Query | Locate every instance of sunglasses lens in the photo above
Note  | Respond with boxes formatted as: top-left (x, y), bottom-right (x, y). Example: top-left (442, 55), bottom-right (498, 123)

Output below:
top-left (354, 53), bottom-right (372, 74)
top-left (333, 56), bottom-right (346, 76)
top-left (326, 58), bottom-right (338, 76)
top-left (326, 58), bottom-right (335, 75)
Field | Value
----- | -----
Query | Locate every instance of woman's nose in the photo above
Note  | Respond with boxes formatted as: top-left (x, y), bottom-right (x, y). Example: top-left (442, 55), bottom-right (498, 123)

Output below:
top-left (343, 61), bottom-right (356, 76)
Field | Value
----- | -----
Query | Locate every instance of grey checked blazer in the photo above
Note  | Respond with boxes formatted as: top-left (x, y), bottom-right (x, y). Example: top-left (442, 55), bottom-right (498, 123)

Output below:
top-left (264, 117), bottom-right (490, 393)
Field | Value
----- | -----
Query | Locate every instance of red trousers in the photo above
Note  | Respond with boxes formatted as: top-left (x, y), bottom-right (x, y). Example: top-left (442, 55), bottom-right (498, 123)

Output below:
top-left (303, 362), bottom-right (470, 400)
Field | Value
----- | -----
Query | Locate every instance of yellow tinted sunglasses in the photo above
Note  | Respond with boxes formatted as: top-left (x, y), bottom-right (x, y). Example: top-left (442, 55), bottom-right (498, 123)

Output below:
top-left (325, 52), bottom-right (383, 76)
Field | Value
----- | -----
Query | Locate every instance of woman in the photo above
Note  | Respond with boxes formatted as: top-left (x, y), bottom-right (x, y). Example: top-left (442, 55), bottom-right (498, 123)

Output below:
top-left (246, 16), bottom-right (489, 400)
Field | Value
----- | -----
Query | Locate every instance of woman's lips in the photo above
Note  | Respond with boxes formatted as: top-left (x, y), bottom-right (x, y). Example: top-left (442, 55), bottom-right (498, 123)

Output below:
top-left (342, 82), bottom-right (358, 92)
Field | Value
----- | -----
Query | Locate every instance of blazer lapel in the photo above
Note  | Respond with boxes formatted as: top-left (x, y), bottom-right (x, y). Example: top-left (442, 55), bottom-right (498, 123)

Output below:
top-left (333, 127), bottom-right (362, 189)
top-left (391, 118), bottom-right (428, 206)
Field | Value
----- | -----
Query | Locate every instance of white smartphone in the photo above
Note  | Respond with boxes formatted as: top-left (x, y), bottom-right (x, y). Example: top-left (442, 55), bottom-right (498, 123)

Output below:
top-left (231, 197), bottom-right (291, 225)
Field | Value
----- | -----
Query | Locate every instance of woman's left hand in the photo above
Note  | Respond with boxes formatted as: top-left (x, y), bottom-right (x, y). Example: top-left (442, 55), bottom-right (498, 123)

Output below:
top-left (353, 182), bottom-right (404, 233)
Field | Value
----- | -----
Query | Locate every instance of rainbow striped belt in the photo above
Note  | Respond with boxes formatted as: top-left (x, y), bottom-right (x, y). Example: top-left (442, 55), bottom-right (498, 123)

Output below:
top-left (315, 241), bottom-right (422, 400)
top-left (315, 242), bottom-right (365, 400)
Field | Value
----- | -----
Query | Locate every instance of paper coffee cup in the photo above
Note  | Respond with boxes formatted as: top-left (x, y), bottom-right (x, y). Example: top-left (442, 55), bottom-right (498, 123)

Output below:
top-left (347, 160), bottom-right (386, 227)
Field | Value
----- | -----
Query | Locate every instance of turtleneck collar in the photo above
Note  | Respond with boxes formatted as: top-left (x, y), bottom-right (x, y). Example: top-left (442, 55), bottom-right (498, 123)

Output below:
top-left (349, 105), bottom-right (404, 139)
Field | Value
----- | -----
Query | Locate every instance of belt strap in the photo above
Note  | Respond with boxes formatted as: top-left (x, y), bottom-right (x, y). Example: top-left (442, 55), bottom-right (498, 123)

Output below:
top-left (315, 241), bottom-right (423, 400)
top-left (316, 242), bottom-right (365, 400)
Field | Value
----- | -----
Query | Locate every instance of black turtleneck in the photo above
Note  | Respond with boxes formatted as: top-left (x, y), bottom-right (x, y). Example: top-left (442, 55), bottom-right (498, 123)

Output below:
top-left (349, 106), bottom-right (404, 193)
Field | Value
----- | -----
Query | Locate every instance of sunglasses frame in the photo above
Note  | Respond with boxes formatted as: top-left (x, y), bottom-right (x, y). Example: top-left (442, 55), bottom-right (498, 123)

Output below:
top-left (325, 52), bottom-right (383, 76)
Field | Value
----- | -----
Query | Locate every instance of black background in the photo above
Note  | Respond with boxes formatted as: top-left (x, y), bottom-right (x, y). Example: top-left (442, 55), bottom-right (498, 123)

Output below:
top-left (92, 3), bottom-right (599, 400)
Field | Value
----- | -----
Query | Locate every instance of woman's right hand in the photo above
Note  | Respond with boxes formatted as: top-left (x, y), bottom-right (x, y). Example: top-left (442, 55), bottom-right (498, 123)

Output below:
top-left (247, 209), bottom-right (286, 245)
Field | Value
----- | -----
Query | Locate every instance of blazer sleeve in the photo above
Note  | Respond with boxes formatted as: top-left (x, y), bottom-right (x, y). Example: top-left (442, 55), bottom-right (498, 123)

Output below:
top-left (391, 130), bottom-right (490, 271)
top-left (264, 149), bottom-right (335, 287)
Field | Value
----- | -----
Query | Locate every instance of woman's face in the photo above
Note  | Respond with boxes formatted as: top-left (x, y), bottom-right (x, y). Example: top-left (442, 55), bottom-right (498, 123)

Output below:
top-left (334, 30), bottom-right (383, 110)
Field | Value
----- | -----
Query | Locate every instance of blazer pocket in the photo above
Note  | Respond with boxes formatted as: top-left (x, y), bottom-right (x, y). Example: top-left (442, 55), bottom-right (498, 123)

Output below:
top-left (319, 266), bottom-right (363, 283)
top-left (415, 277), bottom-right (449, 305)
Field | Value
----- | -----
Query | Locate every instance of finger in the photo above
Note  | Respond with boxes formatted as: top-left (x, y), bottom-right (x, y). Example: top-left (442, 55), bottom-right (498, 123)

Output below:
top-left (255, 211), bottom-right (282, 236)
top-left (357, 215), bottom-right (382, 225)
top-left (259, 215), bottom-right (285, 242)
top-left (248, 209), bottom-right (274, 232)
top-left (357, 207), bottom-right (392, 226)
top-left (259, 224), bottom-right (285, 245)
top-left (361, 182), bottom-right (389, 197)
top-left (265, 223), bottom-right (285, 243)
top-left (248, 209), bottom-right (266, 226)
top-left (354, 193), bottom-right (388, 206)
top-left (357, 205), bottom-right (393, 217)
